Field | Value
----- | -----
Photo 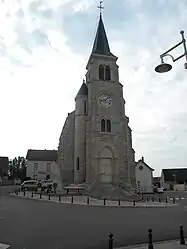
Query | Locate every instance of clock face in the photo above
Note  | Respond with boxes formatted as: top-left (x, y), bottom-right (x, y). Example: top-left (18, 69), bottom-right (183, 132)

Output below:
top-left (98, 93), bottom-right (112, 108)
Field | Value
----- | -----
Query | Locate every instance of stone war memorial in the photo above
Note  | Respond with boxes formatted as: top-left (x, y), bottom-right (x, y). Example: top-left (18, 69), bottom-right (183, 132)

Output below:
top-left (58, 9), bottom-right (140, 201)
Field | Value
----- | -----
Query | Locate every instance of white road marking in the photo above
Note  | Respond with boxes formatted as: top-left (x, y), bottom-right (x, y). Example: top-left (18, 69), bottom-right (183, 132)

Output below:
top-left (181, 197), bottom-right (185, 200)
top-left (0, 243), bottom-right (10, 249)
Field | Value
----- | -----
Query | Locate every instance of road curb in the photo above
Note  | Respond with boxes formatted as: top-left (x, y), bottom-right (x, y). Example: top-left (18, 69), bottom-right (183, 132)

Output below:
top-left (8, 193), bottom-right (179, 208)
top-left (114, 239), bottom-right (187, 249)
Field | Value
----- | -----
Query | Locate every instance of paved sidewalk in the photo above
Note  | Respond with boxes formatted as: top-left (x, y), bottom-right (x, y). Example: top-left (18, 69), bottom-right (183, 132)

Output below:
top-left (10, 192), bottom-right (178, 208)
top-left (115, 240), bottom-right (187, 249)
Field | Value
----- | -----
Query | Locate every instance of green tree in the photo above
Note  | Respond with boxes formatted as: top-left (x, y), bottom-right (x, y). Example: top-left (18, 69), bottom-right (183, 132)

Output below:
top-left (8, 156), bottom-right (27, 180)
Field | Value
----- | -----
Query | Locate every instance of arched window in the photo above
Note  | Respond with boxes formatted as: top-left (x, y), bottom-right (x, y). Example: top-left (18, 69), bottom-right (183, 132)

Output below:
top-left (107, 119), bottom-right (111, 132)
top-left (99, 65), bottom-right (104, 80)
top-left (84, 101), bottom-right (87, 114)
top-left (105, 66), bottom-right (111, 81)
top-left (101, 119), bottom-right (105, 132)
top-left (76, 157), bottom-right (79, 170)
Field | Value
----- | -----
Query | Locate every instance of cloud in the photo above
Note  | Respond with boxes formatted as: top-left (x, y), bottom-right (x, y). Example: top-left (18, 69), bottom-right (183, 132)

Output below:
top-left (0, 0), bottom-right (187, 176)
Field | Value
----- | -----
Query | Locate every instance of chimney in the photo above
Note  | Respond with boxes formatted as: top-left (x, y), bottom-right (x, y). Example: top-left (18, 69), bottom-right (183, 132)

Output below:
top-left (142, 156), bottom-right (144, 162)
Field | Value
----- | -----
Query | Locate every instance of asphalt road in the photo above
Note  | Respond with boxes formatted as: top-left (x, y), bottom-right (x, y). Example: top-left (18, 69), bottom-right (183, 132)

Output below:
top-left (0, 186), bottom-right (187, 249)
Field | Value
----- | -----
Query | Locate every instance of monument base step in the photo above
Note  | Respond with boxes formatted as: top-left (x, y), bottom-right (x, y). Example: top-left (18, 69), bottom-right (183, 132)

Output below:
top-left (84, 183), bottom-right (141, 202)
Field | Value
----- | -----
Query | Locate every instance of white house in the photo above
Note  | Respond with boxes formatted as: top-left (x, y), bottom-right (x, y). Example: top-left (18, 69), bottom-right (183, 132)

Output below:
top-left (135, 157), bottom-right (154, 193)
top-left (26, 149), bottom-right (62, 188)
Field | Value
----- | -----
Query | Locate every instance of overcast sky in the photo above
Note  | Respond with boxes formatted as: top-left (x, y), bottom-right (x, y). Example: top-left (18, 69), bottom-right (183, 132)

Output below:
top-left (0, 0), bottom-right (187, 176)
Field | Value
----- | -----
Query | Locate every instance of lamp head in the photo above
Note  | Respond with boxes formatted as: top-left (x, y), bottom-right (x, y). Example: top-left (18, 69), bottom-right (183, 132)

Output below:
top-left (155, 63), bottom-right (172, 73)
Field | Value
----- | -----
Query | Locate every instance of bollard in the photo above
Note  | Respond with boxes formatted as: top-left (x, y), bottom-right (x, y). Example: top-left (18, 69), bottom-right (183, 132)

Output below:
top-left (180, 225), bottom-right (185, 245)
top-left (31, 191), bottom-right (33, 198)
top-left (40, 193), bottom-right (42, 199)
top-left (67, 189), bottom-right (69, 194)
top-left (148, 229), bottom-right (153, 249)
top-left (158, 198), bottom-right (161, 203)
top-left (48, 194), bottom-right (51, 200)
top-left (104, 199), bottom-right (106, 206)
top-left (118, 199), bottom-right (121, 206)
top-left (71, 195), bottom-right (74, 203)
top-left (23, 190), bottom-right (26, 196)
top-left (173, 197), bottom-right (175, 204)
top-left (59, 195), bottom-right (61, 202)
top-left (152, 196), bottom-right (154, 202)
top-left (147, 197), bottom-right (149, 202)
top-left (142, 195), bottom-right (144, 201)
top-left (87, 197), bottom-right (89, 204)
top-left (166, 197), bottom-right (168, 203)
top-left (133, 200), bottom-right (136, 207)
top-left (108, 233), bottom-right (114, 249)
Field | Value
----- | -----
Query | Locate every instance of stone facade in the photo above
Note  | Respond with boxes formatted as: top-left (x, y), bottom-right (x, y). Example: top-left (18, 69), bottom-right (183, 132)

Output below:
top-left (58, 15), bottom-right (136, 189)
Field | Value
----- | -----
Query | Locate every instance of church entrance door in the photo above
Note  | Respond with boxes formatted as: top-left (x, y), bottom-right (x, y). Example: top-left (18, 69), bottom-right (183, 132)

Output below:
top-left (99, 158), bottom-right (112, 183)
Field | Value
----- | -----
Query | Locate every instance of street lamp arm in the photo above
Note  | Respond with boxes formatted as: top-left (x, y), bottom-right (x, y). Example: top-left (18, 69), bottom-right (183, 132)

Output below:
top-left (155, 30), bottom-right (187, 73)
top-left (160, 53), bottom-right (175, 62)
top-left (160, 40), bottom-right (184, 58)
top-left (173, 52), bottom-right (187, 62)
top-left (161, 52), bottom-right (186, 63)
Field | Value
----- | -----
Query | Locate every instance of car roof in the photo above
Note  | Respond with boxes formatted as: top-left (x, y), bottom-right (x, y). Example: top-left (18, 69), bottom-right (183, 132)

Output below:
top-left (23, 180), bottom-right (38, 183)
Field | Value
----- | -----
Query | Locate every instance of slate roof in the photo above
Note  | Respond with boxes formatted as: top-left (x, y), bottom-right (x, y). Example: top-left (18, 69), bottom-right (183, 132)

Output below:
top-left (26, 150), bottom-right (57, 162)
top-left (162, 168), bottom-right (187, 182)
top-left (76, 82), bottom-right (88, 96)
top-left (92, 15), bottom-right (114, 56)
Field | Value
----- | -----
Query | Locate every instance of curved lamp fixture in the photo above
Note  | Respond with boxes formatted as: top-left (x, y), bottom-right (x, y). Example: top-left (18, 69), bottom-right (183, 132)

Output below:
top-left (155, 63), bottom-right (172, 73)
top-left (155, 30), bottom-right (187, 73)
top-left (155, 54), bottom-right (174, 73)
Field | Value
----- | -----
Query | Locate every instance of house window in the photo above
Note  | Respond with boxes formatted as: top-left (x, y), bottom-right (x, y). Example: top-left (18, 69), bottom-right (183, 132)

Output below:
top-left (105, 65), bottom-right (111, 80)
top-left (76, 157), bottom-right (80, 170)
top-left (99, 65), bottom-right (104, 80)
top-left (34, 163), bottom-right (38, 179)
top-left (34, 163), bottom-right (38, 172)
top-left (47, 162), bottom-right (51, 173)
top-left (139, 166), bottom-right (143, 170)
top-left (101, 119), bottom-right (105, 132)
top-left (106, 119), bottom-right (111, 132)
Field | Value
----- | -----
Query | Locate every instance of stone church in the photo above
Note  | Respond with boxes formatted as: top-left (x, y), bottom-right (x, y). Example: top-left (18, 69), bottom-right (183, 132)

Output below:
top-left (58, 13), bottom-right (137, 198)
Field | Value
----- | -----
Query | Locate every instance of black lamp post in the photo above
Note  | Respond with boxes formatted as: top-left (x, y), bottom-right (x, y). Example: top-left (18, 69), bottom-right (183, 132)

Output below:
top-left (155, 30), bottom-right (187, 73)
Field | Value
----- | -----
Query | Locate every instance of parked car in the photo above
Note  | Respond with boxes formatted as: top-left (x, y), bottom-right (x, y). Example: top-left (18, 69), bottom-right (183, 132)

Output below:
top-left (156, 187), bottom-right (164, 193)
top-left (153, 186), bottom-right (164, 193)
top-left (41, 180), bottom-right (53, 189)
top-left (21, 180), bottom-right (38, 191)
top-left (14, 179), bottom-right (21, 185)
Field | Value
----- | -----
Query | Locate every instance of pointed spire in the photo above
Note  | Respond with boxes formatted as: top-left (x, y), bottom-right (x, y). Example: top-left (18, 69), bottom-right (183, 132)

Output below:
top-left (76, 80), bottom-right (88, 97)
top-left (91, 14), bottom-right (114, 56)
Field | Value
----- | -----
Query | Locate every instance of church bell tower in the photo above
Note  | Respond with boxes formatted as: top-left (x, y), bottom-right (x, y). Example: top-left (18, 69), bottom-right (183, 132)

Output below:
top-left (85, 5), bottom-right (133, 185)
top-left (86, 12), bottom-right (119, 84)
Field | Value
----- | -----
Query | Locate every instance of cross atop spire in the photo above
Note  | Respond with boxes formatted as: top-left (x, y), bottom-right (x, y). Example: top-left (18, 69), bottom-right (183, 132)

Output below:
top-left (91, 11), bottom-right (114, 56)
top-left (97, 1), bottom-right (104, 16)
